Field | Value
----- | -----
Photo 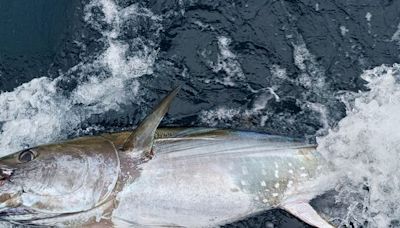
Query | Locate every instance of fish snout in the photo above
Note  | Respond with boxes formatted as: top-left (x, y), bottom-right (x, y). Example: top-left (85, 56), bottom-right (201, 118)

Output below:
top-left (0, 166), bottom-right (15, 187)
top-left (0, 167), bottom-right (22, 212)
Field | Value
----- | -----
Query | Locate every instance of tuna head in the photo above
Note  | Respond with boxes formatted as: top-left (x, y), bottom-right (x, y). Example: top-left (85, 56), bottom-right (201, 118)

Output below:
top-left (0, 87), bottom-right (180, 225)
top-left (0, 136), bottom-right (120, 222)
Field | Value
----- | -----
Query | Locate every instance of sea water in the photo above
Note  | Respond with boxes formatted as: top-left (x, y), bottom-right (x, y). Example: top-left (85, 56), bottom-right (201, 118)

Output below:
top-left (0, 0), bottom-right (399, 227)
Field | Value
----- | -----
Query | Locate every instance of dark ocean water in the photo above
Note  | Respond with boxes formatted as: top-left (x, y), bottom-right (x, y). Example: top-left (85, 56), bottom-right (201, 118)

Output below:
top-left (0, 0), bottom-right (400, 227)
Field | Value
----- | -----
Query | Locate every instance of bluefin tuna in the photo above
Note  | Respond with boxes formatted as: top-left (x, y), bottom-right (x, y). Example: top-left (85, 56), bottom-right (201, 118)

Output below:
top-left (0, 87), bottom-right (334, 227)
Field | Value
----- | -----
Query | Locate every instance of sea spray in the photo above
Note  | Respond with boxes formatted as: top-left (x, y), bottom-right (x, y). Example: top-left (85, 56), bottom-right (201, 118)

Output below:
top-left (317, 64), bottom-right (400, 227)
top-left (0, 0), bottom-right (161, 155)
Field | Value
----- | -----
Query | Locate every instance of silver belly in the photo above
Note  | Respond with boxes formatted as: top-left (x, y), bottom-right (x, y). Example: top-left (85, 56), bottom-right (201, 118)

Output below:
top-left (112, 132), bottom-right (322, 227)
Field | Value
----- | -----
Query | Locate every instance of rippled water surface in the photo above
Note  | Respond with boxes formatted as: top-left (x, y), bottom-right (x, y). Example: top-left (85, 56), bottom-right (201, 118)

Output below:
top-left (1, 0), bottom-right (400, 227)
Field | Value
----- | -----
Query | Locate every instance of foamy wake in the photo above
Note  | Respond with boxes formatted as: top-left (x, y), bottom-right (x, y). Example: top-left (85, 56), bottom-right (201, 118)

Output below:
top-left (199, 39), bottom-right (331, 136)
top-left (0, 0), bottom-right (161, 155)
top-left (200, 35), bottom-right (245, 86)
top-left (317, 64), bottom-right (400, 227)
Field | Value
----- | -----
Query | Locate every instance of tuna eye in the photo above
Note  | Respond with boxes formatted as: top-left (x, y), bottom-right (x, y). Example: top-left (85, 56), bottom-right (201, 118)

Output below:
top-left (19, 150), bottom-right (35, 163)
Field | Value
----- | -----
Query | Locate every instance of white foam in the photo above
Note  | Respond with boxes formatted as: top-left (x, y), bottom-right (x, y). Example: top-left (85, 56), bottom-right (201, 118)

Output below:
top-left (305, 102), bottom-right (329, 135)
top-left (192, 20), bottom-right (215, 31)
top-left (252, 87), bottom-right (280, 112)
top-left (199, 88), bottom-right (278, 127)
top-left (199, 64), bottom-right (288, 127)
top-left (222, 42), bottom-right (329, 132)
top-left (391, 23), bottom-right (400, 46)
top-left (365, 12), bottom-right (372, 22)
top-left (211, 36), bottom-right (245, 86)
top-left (200, 40), bottom-right (330, 131)
top-left (0, 0), bottom-right (161, 155)
top-left (0, 78), bottom-right (69, 154)
top-left (317, 64), bottom-right (400, 227)
top-left (199, 107), bottom-right (243, 127)
top-left (178, 0), bottom-right (185, 15)
top-left (270, 64), bottom-right (288, 80)
top-left (268, 88), bottom-right (280, 102)
top-left (100, 0), bottom-right (119, 24)
top-left (340, 25), bottom-right (349, 36)
top-left (293, 41), bottom-right (326, 90)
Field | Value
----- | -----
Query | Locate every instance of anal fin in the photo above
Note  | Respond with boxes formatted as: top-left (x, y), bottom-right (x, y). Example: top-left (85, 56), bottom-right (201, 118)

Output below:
top-left (281, 201), bottom-right (334, 228)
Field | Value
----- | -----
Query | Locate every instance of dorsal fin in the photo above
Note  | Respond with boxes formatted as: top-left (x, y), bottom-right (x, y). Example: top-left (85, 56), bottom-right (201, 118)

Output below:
top-left (121, 87), bottom-right (180, 155)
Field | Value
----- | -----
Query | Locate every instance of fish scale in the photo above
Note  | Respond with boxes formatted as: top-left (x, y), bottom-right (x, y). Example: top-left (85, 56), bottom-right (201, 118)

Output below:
top-left (111, 134), bottom-right (323, 227)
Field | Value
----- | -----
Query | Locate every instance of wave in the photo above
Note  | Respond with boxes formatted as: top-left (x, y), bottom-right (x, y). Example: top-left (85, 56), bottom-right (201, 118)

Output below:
top-left (0, 0), bottom-right (161, 155)
top-left (317, 64), bottom-right (400, 227)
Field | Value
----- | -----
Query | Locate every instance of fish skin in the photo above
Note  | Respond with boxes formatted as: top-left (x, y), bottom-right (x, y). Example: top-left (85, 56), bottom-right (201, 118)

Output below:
top-left (113, 129), bottom-right (324, 227)
top-left (0, 128), bottom-right (329, 227)
top-left (0, 136), bottom-right (121, 226)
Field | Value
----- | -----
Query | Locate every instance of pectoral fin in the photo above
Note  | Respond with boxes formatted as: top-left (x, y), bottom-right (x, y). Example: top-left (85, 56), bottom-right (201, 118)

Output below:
top-left (121, 87), bottom-right (180, 155)
top-left (281, 201), bottom-right (334, 228)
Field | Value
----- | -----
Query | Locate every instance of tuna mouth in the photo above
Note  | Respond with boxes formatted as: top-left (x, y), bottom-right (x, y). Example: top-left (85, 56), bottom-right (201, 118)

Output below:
top-left (0, 168), bottom-right (14, 187)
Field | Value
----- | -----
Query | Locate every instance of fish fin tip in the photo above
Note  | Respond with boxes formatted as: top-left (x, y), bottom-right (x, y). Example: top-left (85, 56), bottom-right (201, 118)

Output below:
top-left (281, 200), bottom-right (334, 228)
top-left (121, 86), bottom-right (180, 154)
